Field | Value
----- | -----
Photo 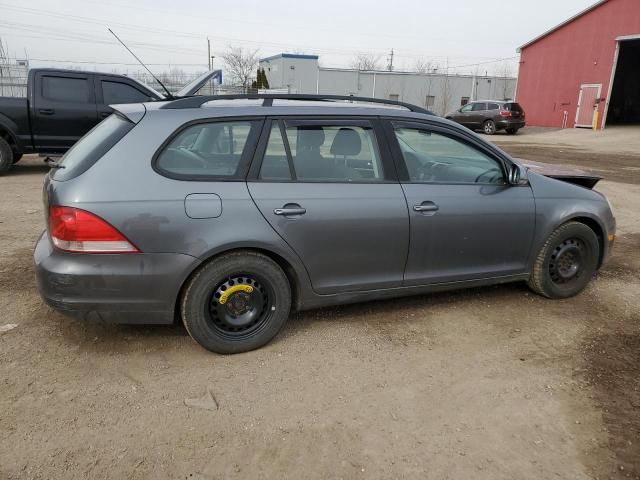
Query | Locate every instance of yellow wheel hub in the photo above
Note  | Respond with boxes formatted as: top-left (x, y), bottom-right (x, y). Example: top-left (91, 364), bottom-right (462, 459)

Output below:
top-left (218, 284), bottom-right (254, 304)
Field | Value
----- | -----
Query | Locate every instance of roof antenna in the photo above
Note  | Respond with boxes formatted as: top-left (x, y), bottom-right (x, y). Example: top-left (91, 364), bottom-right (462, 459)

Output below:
top-left (107, 27), bottom-right (175, 100)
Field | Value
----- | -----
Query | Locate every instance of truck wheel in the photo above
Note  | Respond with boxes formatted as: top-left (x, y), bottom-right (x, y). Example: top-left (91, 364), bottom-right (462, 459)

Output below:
top-left (12, 151), bottom-right (23, 163)
top-left (0, 137), bottom-right (13, 174)
top-left (528, 222), bottom-right (600, 299)
top-left (181, 251), bottom-right (291, 354)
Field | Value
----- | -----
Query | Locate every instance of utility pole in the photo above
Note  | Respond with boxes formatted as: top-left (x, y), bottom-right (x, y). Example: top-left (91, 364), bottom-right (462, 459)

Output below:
top-left (387, 48), bottom-right (394, 71)
top-left (207, 38), bottom-right (211, 70)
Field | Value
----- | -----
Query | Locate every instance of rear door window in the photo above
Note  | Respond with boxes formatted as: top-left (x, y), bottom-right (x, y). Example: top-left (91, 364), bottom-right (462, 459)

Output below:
top-left (52, 114), bottom-right (133, 181)
top-left (155, 120), bottom-right (261, 180)
top-left (259, 120), bottom-right (384, 182)
top-left (487, 103), bottom-right (500, 110)
top-left (471, 102), bottom-right (487, 111)
top-left (102, 81), bottom-right (150, 104)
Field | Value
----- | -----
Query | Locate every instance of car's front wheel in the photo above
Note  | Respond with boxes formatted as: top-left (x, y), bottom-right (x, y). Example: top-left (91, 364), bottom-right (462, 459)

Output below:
top-left (0, 137), bottom-right (13, 174)
top-left (181, 251), bottom-right (291, 354)
top-left (528, 222), bottom-right (600, 299)
top-left (483, 120), bottom-right (496, 135)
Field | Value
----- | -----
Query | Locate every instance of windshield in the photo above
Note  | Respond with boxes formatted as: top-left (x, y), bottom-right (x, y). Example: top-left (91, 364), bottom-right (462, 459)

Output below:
top-left (52, 114), bottom-right (134, 181)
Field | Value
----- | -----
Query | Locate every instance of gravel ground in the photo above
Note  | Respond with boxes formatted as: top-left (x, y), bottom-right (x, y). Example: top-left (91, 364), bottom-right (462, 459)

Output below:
top-left (1, 141), bottom-right (639, 479)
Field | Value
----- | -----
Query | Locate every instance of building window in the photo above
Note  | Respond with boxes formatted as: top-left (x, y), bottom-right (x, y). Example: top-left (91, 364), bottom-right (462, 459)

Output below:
top-left (425, 95), bottom-right (435, 109)
top-left (460, 97), bottom-right (470, 106)
top-left (389, 94), bottom-right (399, 101)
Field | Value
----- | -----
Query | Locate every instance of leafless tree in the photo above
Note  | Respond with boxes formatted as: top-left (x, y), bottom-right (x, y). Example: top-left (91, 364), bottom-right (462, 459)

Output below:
top-left (437, 60), bottom-right (454, 116)
top-left (494, 60), bottom-right (516, 100)
top-left (221, 46), bottom-right (260, 88)
top-left (350, 54), bottom-right (381, 71)
top-left (413, 58), bottom-right (439, 74)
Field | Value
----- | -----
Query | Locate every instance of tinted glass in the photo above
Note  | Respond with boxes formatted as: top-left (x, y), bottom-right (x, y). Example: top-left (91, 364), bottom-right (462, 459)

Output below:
top-left (504, 102), bottom-right (523, 112)
top-left (394, 128), bottom-right (504, 184)
top-left (471, 103), bottom-right (487, 111)
top-left (284, 124), bottom-right (383, 182)
top-left (260, 124), bottom-right (292, 181)
top-left (42, 76), bottom-right (90, 103)
top-left (487, 103), bottom-right (500, 110)
top-left (156, 121), bottom-right (255, 179)
top-left (53, 114), bottom-right (133, 181)
top-left (102, 81), bottom-right (149, 104)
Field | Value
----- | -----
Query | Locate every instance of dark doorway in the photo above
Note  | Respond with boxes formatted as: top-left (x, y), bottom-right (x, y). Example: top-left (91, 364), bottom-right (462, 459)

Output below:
top-left (606, 39), bottom-right (640, 125)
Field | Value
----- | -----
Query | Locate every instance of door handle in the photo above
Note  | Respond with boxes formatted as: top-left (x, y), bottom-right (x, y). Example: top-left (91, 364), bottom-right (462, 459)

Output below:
top-left (274, 207), bottom-right (306, 216)
top-left (413, 202), bottom-right (439, 213)
top-left (38, 108), bottom-right (55, 115)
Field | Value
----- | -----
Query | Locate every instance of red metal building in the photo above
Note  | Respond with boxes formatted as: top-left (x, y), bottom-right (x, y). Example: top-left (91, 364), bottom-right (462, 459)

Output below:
top-left (515, 0), bottom-right (640, 129)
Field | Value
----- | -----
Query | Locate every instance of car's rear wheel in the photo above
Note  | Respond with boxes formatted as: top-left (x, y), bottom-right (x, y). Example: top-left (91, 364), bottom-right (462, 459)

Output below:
top-left (181, 251), bottom-right (291, 354)
top-left (0, 137), bottom-right (13, 174)
top-left (483, 120), bottom-right (496, 135)
top-left (528, 222), bottom-right (600, 299)
top-left (506, 128), bottom-right (519, 135)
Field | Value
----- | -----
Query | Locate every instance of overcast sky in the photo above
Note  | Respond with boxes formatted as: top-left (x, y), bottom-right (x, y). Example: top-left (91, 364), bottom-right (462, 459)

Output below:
top-left (1, 0), bottom-right (596, 75)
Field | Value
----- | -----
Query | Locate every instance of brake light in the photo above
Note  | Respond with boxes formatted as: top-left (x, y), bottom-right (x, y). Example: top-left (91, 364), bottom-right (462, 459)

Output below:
top-left (48, 206), bottom-right (139, 253)
top-left (500, 111), bottom-right (512, 117)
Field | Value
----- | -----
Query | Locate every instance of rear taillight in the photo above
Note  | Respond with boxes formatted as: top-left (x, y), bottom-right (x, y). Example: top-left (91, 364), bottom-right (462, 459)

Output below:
top-left (500, 111), bottom-right (512, 117)
top-left (48, 206), bottom-right (139, 254)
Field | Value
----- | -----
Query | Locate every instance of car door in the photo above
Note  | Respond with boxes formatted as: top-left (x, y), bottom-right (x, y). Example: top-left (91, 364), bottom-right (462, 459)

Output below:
top-left (32, 71), bottom-right (98, 152)
top-left (386, 120), bottom-right (535, 286)
top-left (96, 76), bottom-right (157, 120)
top-left (247, 118), bottom-right (409, 294)
top-left (469, 102), bottom-right (488, 127)
top-left (451, 102), bottom-right (474, 126)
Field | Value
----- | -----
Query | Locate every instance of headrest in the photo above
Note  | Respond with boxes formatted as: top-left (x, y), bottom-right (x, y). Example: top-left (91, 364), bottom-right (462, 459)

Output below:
top-left (330, 128), bottom-right (362, 156)
top-left (297, 127), bottom-right (325, 149)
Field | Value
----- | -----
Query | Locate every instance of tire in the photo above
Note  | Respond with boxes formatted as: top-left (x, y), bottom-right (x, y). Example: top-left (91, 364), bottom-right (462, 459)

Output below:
top-left (528, 222), bottom-right (600, 299)
top-left (506, 128), bottom-right (519, 135)
top-left (0, 137), bottom-right (13, 174)
top-left (181, 251), bottom-right (291, 354)
top-left (12, 151), bottom-right (23, 163)
top-left (482, 120), bottom-right (496, 135)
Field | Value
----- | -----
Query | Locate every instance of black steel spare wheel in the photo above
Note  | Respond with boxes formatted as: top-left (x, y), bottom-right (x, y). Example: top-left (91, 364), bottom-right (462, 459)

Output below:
top-left (209, 275), bottom-right (273, 336)
top-left (181, 251), bottom-right (291, 354)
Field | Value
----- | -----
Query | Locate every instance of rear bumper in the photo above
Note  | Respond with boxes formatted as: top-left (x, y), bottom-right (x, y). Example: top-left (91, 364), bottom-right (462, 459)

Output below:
top-left (496, 119), bottom-right (526, 129)
top-left (34, 232), bottom-right (200, 324)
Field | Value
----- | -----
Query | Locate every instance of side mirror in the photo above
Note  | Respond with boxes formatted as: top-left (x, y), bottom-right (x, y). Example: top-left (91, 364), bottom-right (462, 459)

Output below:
top-left (508, 163), bottom-right (527, 185)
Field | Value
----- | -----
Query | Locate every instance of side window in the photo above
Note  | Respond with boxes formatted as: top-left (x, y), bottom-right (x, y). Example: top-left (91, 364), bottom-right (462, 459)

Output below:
top-left (155, 121), bottom-right (256, 179)
top-left (472, 102), bottom-right (487, 111)
top-left (460, 104), bottom-right (473, 113)
top-left (487, 103), bottom-right (500, 110)
top-left (269, 122), bottom-right (383, 182)
top-left (394, 127), bottom-right (504, 184)
top-left (260, 124), bottom-right (292, 181)
top-left (42, 76), bottom-right (90, 103)
top-left (102, 81), bottom-right (150, 104)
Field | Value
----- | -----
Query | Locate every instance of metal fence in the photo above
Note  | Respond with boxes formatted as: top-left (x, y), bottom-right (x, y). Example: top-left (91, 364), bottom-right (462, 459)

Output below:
top-left (0, 62), bottom-right (29, 97)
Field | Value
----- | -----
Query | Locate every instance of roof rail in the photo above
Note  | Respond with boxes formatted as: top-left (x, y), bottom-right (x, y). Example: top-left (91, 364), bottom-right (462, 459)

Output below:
top-left (159, 93), bottom-right (432, 114)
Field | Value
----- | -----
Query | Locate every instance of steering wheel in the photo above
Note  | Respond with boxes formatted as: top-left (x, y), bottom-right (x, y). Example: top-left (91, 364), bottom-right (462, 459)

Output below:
top-left (475, 167), bottom-right (501, 183)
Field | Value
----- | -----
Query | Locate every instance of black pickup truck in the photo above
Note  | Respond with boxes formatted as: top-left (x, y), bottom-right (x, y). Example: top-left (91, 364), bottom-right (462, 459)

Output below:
top-left (0, 68), bottom-right (218, 174)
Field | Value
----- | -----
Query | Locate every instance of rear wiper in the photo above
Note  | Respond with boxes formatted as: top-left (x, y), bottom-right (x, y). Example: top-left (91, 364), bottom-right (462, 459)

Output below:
top-left (44, 157), bottom-right (65, 169)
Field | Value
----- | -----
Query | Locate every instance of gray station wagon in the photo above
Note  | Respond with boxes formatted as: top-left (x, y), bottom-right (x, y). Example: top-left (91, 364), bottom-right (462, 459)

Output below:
top-left (34, 94), bottom-right (615, 354)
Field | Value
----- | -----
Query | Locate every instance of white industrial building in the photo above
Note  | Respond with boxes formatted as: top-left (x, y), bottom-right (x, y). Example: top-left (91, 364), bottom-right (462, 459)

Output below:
top-left (259, 54), bottom-right (517, 116)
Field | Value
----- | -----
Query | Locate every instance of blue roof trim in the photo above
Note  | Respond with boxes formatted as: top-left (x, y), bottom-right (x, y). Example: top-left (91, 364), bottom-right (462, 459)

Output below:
top-left (260, 53), bottom-right (319, 62)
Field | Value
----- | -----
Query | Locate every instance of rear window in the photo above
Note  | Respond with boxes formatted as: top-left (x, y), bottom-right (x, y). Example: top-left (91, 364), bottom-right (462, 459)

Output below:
top-left (154, 120), bottom-right (259, 180)
top-left (52, 114), bottom-right (134, 181)
top-left (504, 103), bottom-right (523, 112)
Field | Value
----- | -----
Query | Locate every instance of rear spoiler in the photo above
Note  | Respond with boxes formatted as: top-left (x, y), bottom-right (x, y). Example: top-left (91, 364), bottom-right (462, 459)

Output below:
top-left (110, 103), bottom-right (147, 124)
